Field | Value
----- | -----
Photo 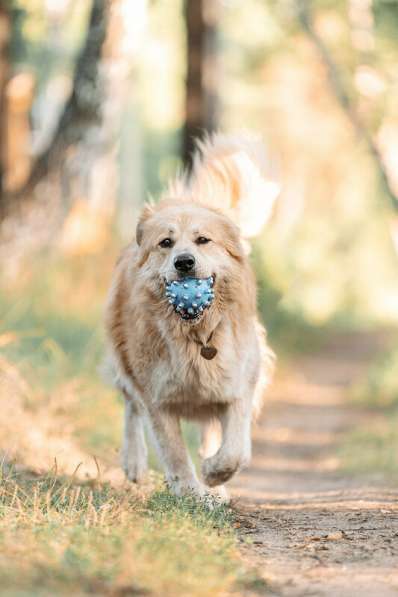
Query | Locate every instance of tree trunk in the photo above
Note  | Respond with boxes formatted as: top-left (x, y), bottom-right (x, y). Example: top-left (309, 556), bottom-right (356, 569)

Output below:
top-left (56, 0), bottom-right (144, 254)
top-left (18, 0), bottom-right (109, 198)
top-left (182, 0), bottom-right (220, 170)
top-left (1, 0), bottom-right (143, 260)
top-left (0, 2), bottom-right (10, 210)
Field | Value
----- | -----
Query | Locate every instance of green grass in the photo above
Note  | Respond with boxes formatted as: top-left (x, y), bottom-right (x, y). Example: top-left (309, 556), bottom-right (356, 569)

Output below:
top-left (340, 345), bottom-right (398, 477)
top-left (251, 244), bottom-right (326, 356)
top-left (0, 254), bottom-right (122, 469)
top-left (339, 415), bottom-right (398, 477)
top-left (0, 469), bottom-right (246, 596)
top-left (351, 347), bottom-right (398, 409)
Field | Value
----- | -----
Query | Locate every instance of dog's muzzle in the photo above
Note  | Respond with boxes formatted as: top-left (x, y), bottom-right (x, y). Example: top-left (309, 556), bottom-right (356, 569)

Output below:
top-left (165, 276), bottom-right (215, 320)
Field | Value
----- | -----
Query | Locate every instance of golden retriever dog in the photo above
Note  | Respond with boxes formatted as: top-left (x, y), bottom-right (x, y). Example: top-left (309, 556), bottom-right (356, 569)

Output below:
top-left (105, 133), bottom-right (278, 500)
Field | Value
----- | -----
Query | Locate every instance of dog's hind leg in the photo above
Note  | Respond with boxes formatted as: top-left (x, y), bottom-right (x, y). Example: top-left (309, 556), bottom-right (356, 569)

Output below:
top-left (121, 393), bottom-right (148, 483)
top-left (199, 420), bottom-right (230, 503)
top-left (199, 419), bottom-right (221, 459)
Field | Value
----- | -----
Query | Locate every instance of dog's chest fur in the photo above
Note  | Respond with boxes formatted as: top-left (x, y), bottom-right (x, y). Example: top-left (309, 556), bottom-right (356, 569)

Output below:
top-left (111, 312), bottom-right (259, 419)
top-left (143, 319), bottom-right (259, 416)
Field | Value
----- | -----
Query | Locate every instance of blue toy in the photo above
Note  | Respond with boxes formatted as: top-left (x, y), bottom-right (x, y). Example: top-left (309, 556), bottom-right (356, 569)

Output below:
top-left (165, 276), bottom-right (215, 320)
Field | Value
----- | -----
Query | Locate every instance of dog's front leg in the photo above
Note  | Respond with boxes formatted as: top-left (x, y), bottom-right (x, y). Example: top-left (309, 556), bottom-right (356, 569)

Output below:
top-left (122, 394), bottom-right (148, 483)
top-left (202, 399), bottom-right (252, 487)
top-left (146, 406), bottom-right (206, 497)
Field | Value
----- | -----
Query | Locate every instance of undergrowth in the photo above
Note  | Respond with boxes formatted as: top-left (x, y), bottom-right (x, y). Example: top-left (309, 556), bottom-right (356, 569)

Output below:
top-left (0, 468), bottom-right (245, 596)
top-left (341, 345), bottom-right (398, 477)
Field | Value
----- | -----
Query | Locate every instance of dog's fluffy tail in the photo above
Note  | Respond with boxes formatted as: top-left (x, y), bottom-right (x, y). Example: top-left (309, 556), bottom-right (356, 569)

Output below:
top-left (169, 132), bottom-right (280, 238)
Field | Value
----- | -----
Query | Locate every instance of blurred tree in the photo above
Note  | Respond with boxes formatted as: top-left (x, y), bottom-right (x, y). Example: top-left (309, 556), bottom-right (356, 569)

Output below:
top-left (296, 0), bottom-right (398, 213)
top-left (0, 0), bottom-right (10, 208)
top-left (6, 0), bottom-right (141, 247)
top-left (21, 0), bottom-right (109, 197)
top-left (182, 0), bottom-right (220, 169)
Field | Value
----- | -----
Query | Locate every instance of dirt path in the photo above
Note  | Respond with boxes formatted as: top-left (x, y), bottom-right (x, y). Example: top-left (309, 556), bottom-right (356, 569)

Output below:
top-left (230, 332), bottom-right (398, 597)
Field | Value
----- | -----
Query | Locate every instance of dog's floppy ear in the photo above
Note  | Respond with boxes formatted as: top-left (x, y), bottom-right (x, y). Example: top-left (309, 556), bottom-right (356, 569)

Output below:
top-left (189, 133), bottom-right (280, 239)
top-left (218, 215), bottom-right (245, 261)
top-left (136, 204), bottom-right (154, 245)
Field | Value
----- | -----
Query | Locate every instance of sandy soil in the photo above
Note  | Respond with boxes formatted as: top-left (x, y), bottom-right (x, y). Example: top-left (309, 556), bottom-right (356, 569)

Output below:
top-left (230, 332), bottom-right (398, 597)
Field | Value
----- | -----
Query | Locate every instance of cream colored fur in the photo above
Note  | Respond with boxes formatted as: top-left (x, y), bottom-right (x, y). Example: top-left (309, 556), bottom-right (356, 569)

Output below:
top-left (105, 133), bottom-right (277, 500)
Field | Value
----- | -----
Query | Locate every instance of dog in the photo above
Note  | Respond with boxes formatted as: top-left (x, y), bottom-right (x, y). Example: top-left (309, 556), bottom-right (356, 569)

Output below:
top-left (105, 133), bottom-right (278, 499)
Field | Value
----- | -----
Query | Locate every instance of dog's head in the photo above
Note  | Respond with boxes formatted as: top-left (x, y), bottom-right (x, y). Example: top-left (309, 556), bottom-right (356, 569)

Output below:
top-left (135, 200), bottom-right (246, 323)
top-left (133, 133), bottom-right (278, 325)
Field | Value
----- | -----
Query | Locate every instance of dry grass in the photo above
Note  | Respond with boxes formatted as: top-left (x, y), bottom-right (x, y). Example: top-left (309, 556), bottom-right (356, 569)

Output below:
top-left (0, 469), bottom-right (241, 596)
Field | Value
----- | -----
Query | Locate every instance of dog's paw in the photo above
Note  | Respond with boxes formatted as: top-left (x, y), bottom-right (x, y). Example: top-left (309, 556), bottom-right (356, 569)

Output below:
top-left (166, 476), bottom-right (229, 506)
top-left (202, 452), bottom-right (248, 487)
top-left (207, 484), bottom-right (230, 504)
top-left (166, 476), bottom-right (207, 498)
top-left (121, 450), bottom-right (148, 483)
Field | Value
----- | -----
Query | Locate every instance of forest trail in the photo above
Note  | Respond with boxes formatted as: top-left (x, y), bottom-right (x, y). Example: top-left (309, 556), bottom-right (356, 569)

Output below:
top-left (230, 332), bottom-right (398, 597)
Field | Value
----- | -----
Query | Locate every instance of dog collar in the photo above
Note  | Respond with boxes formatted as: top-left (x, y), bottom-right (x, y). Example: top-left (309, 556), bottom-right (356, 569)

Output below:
top-left (165, 276), bottom-right (215, 321)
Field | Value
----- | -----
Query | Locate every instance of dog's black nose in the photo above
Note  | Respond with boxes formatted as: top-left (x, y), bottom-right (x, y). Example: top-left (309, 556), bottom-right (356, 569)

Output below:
top-left (174, 253), bottom-right (195, 273)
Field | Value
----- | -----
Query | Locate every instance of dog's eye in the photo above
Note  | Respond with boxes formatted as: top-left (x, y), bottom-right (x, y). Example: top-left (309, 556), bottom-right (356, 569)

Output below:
top-left (196, 236), bottom-right (211, 245)
top-left (159, 238), bottom-right (174, 248)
